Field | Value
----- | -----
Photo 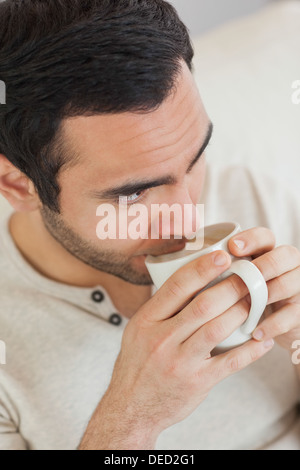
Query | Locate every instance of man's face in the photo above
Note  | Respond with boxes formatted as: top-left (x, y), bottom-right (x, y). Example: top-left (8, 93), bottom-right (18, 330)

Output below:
top-left (41, 62), bottom-right (212, 285)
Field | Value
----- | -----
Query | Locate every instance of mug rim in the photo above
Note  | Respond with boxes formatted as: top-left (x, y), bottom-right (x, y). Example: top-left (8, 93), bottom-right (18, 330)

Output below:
top-left (145, 221), bottom-right (241, 266)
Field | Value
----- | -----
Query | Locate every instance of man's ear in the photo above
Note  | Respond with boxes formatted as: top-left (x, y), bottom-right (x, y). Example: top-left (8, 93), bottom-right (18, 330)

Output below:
top-left (0, 154), bottom-right (42, 212)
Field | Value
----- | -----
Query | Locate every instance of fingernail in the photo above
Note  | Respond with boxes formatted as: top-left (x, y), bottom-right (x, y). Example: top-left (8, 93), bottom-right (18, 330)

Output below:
top-left (233, 239), bottom-right (245, 251)
top-left (264, 339), bottom-right (274, 349)
top-left (214, 253), bottom-right (229, 266)
top-left (253, 329), bottom-right (264, 341)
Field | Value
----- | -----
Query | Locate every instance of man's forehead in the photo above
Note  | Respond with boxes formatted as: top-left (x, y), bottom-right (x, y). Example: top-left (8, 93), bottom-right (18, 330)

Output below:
top-left (60, 64), bottom-right (208, 175)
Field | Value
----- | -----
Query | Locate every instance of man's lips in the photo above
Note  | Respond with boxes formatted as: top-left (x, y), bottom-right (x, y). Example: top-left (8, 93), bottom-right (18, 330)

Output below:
top-left (140, 241), bottom-right (187, 258)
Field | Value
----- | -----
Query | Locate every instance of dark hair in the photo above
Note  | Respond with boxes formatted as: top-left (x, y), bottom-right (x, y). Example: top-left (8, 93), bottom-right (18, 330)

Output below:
top-left (0, 0), bottom-right (194, 212)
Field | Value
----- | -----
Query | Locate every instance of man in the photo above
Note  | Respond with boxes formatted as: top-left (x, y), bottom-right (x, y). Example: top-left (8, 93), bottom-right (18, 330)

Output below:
top-left (0, 0), bottom-right (299, 450)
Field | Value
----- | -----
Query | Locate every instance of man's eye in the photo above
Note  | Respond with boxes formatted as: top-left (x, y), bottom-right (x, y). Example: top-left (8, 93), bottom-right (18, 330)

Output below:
top-left (118, 190), bottom-right (147, 205)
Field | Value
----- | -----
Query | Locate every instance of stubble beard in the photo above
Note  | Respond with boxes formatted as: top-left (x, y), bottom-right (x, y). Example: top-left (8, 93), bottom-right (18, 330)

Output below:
top-left (40, 206), bottom-right (153, 286)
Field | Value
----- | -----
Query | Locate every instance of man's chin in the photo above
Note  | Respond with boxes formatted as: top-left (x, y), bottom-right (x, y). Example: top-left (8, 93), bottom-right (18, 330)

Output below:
top-left (125, 254), bottom-right (153, 285)
top-left (131, 253), bottom-right (152, 272)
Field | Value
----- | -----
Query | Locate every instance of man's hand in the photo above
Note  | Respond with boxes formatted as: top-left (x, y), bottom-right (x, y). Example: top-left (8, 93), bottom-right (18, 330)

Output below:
top-left (79, 245), bottom-right (274, 450)
top-left (228, 227), bottom-right (300, 352)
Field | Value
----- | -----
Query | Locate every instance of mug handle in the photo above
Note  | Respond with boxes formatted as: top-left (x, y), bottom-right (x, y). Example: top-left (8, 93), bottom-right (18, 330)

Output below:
top-left (226, 260), bottom-right (269, 336)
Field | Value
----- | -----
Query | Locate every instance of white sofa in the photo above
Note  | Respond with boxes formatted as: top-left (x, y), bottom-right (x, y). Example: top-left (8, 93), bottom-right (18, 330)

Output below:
top-left (0, 0), bottom-right (299, 216)
top-left (192, 0), bottom-right (300, 188)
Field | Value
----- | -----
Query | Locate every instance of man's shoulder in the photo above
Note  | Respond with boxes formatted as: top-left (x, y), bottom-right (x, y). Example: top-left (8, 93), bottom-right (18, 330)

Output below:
top-left (0, 213), bottom-right (19, 279)
top-left (0, 213), bottom-right (33, 311)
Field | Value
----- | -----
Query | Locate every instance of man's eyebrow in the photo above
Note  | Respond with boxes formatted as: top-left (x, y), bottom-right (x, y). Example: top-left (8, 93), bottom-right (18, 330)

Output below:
top-left (186, 121), bottom-right (213, 173)
top-left (92, 175), bottom-right (177, 200)
top-left (90, 122), bottom-right (213, 200)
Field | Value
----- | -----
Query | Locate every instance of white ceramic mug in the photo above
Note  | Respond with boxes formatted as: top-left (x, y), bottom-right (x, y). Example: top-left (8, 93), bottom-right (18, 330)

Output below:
top-left (145, 222), bottom-right (268, 352)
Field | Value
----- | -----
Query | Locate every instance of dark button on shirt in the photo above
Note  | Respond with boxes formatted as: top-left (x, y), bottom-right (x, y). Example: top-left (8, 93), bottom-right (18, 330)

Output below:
top-left (91, 290), bottom-right (105, 303)
top-left (109, 313), bottom-right (122, 326)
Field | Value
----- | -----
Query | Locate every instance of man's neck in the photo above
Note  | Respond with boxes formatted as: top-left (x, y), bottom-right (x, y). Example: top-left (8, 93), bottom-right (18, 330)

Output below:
top-left (9, 211), bottom-right (152, 319)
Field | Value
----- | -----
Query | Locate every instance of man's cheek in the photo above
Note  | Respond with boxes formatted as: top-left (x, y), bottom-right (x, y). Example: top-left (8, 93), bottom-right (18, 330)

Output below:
top-left (61, 202), bottom-right (101, 242)
top-left (96, 205), bottom-right (151, 243)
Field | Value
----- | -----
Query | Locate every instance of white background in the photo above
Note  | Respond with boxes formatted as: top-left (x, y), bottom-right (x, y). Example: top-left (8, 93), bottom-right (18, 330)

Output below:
top-left (169, 0), bottom-right (276, 36)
